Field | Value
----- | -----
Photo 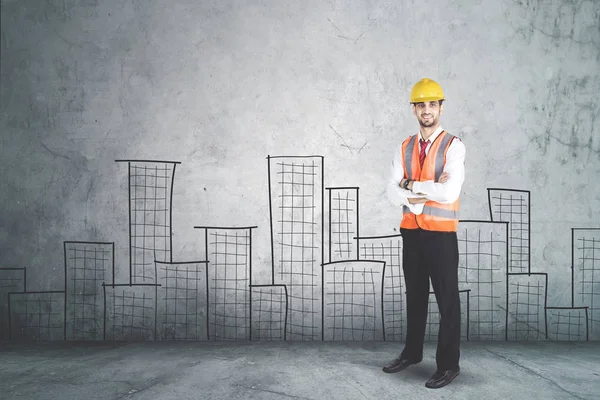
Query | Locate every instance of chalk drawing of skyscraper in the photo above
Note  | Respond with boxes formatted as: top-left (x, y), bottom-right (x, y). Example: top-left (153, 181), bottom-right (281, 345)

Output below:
top-left (572, 228), bottom-right (600, 339)
top-left (488, 189), bottom-right (530, 274)
top-left (116, 159), bottom-right (179, 284)
top-left (268, 155), bottom-right (324, 340)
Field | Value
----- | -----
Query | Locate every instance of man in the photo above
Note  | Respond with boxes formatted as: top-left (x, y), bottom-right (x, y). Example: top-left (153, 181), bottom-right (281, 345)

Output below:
top-left (383, 78), bottom-right (466, 389)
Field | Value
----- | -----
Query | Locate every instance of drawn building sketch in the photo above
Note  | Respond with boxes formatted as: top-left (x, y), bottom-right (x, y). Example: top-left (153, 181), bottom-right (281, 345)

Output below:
top-left (8, 291), bottom-right (65, 340)
top-left (506, 273), bottom-right (548, 340)
top-left (488, 189), bottom-right (530, 274)
top-left (64, 241), bottom-right (113, 341)
top-left (268, 155), bottom-right (324, 341)
top-left (0, 268), bottom-right (26, 340)
top-left (116, 160), bottom-right (179, 284)
top-left (572, 228), bottom-right (600, 338)
top-left (103, 284), bottom-right (158, 341)
top-left (250, 284), bottom-right (288, 340)
top-left (545, 307), bottom-right (588, 341)
top-left (457, 221), bottom-right (508, 340)
top-left (5, 148), bottom-right (598, 344)
top-left (322, 260), bottom-right (385, 341)
top-left (196, 226), bottom-right (255, 340)
top-left (155, 260), bottom-right (208, 341)
top-left (326, 187), bottom-right (359, 262)
top-left (357, 234), bottom-right (404, 341)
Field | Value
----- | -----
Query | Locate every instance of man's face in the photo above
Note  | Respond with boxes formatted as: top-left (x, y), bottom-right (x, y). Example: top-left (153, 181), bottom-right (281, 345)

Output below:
top-left (412, 101), bottom-right (443, 128)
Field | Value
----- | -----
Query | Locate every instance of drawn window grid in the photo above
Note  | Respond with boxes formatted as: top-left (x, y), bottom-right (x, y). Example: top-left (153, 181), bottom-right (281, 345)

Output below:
top-left (66, 244), bottom-right (111, 339)
top-left (251, 287), bottom-right (286, 340)
top-left (458, 227), bottom-right (505, 340)
top-left (10, 293), bottom-right (63, 340)
top-left (209, 230), bottom-right (250, 340)
top-left (326, 267), bottom-right (380, 341)
top-left (576, 235), bottom-right (599, 331)
top-left (509, 279), bottom-right (545, 340)
top-left (107, 288), bottom-right (155, 340)
top-left (329, 189), bottom-right (357, 260)
top-left (159, 264), bottom-right (205, 340)
top-left (548, 309), bottom-right (587, 341)
top-left (360, 239), bottom-right (403, 341)
top-left (0, 269), bottom-right (25, 340)
top-left (274, 160), bottom-right (321, 340)
top-left (489, 191), bottom-right (530, 273)
top-left (129, 163), bottom-right (174, 283)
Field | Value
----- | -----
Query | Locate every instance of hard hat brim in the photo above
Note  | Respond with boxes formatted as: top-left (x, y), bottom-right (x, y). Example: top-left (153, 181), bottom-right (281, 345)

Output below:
top-left (410, 96), bottom-right (445, 103)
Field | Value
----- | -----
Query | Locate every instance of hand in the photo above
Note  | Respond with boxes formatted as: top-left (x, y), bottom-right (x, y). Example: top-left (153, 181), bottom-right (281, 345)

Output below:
top-left (438, 172), bottom-right (450, 183)
top-left (408, 197), bottom-right (428, 204)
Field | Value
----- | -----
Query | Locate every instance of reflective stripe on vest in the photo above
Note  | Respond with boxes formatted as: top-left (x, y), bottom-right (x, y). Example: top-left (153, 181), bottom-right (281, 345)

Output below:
top-left (422, 205), bottom-right (459, 219)
top-left (404, 135), bottom-right (418, 178)
top-left (434, 134), bottom-right (454, 181)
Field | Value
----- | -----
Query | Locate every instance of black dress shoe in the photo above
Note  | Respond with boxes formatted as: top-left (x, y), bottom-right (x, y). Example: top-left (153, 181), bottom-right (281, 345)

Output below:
top-left (382, 358), bottom-right (420, 373)
top-left (425, 368), bottom-right (460, 389)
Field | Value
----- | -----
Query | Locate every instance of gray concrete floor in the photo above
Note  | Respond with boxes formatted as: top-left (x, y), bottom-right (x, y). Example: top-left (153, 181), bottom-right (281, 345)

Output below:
top-left (1, 341), bottom-right (599, 400)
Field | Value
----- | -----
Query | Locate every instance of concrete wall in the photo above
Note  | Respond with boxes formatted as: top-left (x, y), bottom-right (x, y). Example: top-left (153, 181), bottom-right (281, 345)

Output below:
top-left (1, 0), bottom-right (599, 341)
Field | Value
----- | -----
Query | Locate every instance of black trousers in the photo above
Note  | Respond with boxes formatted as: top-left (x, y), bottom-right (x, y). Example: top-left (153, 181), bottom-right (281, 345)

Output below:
top-left (400, 227), bottom-right (461, 371)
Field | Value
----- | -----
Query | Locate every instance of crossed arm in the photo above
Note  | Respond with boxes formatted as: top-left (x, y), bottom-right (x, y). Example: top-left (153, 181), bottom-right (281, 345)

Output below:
top-left (386, 140), bottom-right (465, 212)
top-left (402, 172), bottom-right (450, 204)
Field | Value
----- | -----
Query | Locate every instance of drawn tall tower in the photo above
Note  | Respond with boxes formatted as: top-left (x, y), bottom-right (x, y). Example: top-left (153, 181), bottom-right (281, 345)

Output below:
top-left (488, 188), bottom-right (530, 273)
top-left (572, 228), bottom-right (600, 339)
top-left (326, 187), bottom-right (359, 262)
top-left (116, 160), bottom-right (179, 284)
top-left (357, 234), bottom-right (404, 341)
top-left (456, 221), bottom-right (508, 340)
top-left (488, 188), bottom-right (547, 340)
top-left (268, 155), bottom-right (324, 340)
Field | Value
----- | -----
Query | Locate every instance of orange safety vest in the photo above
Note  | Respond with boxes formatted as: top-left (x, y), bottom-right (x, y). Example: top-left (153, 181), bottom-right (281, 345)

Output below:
top-left (400, 131), bottom-right (460, 232)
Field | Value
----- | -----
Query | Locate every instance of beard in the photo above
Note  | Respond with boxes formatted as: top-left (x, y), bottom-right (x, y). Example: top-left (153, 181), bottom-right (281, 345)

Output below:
top-left (419, 118), bottom-right (436, 127)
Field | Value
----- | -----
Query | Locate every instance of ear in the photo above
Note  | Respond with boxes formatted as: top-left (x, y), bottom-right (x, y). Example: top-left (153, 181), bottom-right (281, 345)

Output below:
top-left (439, 102), bottom-right (444, 115)
top-left (411, 104), bottom-right (416, 116)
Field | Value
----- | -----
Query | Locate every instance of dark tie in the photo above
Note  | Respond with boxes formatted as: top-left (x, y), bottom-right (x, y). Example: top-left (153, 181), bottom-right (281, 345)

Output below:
top-left (419, 139), bottom-right (430, 168)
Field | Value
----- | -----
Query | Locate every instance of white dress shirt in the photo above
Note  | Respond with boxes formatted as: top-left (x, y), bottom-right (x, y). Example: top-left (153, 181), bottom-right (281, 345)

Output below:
top-left (386, 126), bottom-right (466, 215)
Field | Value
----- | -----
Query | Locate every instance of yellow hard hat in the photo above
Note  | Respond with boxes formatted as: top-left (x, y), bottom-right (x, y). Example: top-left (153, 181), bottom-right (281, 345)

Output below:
top-left (410, 78), bottom-right (445, 103)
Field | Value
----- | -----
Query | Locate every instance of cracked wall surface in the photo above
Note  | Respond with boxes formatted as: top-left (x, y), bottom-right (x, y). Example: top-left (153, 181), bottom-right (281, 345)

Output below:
top-left (1, 0), bottom-right (599, 340)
